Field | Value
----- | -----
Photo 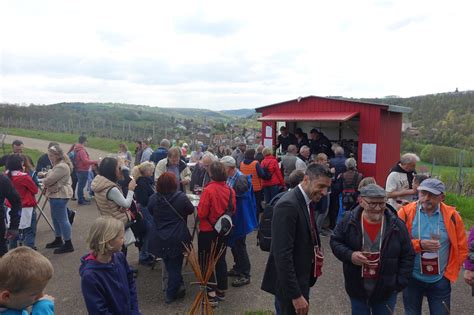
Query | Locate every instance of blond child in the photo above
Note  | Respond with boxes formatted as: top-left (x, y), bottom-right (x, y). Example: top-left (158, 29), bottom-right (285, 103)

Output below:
top-left (79, 217), bottom-right (141, 314)
top-left (0, 247), bottom-right (54, 314)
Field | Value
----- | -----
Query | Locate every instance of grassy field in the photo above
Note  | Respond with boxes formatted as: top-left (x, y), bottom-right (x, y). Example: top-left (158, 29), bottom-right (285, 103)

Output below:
top-left (445, 193), bottom-right (474, 228)
top-left (5, 128), bottom-right (136, 154)
top-left (418, 161), bottom-right (474, 177)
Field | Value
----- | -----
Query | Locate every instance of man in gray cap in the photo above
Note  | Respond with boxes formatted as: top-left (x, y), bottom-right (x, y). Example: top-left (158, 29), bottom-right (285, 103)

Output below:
top-left (220, 156), bottom-right (257, 287)
top-left (398, 178), bottom-right (468, 315)
top-left (331, 184), bottom-right (415, 314)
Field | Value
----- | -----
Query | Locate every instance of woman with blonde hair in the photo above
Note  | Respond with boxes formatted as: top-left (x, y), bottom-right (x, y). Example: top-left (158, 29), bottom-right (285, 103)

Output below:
top-left (118, 144), bottom-right (132, 168)
top-left (131, 161), bottom-right (156, 265)
top-left (260, 147), bottom-right (285, 203)
top-left (80, 216), bottom-right (140, 314)
top-left (314, 153), bottom-right (329, 166)
top-left (42, 144), bottom-right (74, 254)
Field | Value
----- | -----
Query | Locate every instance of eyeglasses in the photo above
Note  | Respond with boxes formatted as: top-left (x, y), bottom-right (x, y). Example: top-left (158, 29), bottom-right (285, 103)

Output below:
top-left (362, 199), bottom-right (386, 210)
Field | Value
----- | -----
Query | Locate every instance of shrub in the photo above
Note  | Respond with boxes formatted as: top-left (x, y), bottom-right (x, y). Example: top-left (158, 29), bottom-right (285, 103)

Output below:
top-left (419, 144), bottom-right (474, 167)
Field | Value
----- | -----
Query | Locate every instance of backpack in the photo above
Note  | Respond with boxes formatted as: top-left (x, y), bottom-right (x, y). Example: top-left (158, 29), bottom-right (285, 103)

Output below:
top-left (260, 160), bottom-right (273, 180)
top-left (214, 188), bottom-right (234, 237)
top-left (257, 192), bottom-right (285, 252)
top-left (67, 150), bottom-right (77, 168)
top-left (341, 171), bottom-right (359, 211)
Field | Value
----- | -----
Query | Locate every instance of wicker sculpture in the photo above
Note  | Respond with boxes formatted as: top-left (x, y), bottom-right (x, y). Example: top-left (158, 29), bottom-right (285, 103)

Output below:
top-left (184, 241), bottom-right (226, 315)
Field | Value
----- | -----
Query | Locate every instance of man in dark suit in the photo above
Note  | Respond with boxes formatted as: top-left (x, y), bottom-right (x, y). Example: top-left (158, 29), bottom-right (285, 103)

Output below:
top-left (261, 163), bottom-right (333, 315)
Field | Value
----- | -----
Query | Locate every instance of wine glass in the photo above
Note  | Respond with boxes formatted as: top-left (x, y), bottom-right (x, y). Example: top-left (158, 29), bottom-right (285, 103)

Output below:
top-left (430, 229), bottom-right (441, 241)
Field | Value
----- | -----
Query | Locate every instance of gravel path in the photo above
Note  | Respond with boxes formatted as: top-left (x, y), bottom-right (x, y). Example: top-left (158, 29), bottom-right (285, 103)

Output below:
top-left (6, 135), bottom-right (473, 314)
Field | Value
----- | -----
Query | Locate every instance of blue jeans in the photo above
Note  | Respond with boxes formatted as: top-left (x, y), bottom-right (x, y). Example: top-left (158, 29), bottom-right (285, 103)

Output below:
top-left (87, 170), bottom-right (95, 196)
top-left (403, 277), bottom-right (451, 315)
top-left (274, 297), bottom-right (282, 315)
top-left (76, 171), bottom-right (89, 203)
top-left (9, 209), bottom-right (37, 249)
top-left (138, 206), bottom-right (154, 261)
top-left (264, 185), bottom-right (280, 204)
top-left (350, 292), bottom-right (397, 315)
top-left (50, 198), bottom-right (72, 241)
top-left (163, 254), bottom-right (184, 299)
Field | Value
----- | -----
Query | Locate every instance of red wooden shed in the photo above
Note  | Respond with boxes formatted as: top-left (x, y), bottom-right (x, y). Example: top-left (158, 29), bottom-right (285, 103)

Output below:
top-left (255, 96), bottom-right (412, 185)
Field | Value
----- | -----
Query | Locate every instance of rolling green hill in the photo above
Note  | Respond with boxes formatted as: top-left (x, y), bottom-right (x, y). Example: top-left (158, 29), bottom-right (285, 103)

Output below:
top-left (0, 102), bottom-right (253, 144)
top-left (1, 90), bottom-right (472, 150)
top-left (356, 90), bottom-right (474, 150)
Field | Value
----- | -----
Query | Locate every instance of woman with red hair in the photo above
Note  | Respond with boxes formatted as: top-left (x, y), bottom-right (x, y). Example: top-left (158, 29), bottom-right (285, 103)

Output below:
top-left (197, 161), bottom-right (236, 304)
top-left (147, 172), bottom-right (194, 304)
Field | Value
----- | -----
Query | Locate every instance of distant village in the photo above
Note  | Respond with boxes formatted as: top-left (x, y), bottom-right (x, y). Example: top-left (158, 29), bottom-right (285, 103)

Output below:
top-left (167, 119), bottom-right (261, 149)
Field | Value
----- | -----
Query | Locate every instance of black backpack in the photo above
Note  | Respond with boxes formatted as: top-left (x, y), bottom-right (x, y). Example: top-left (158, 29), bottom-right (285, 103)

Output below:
top-left (341, 171), bottom-right (359, 211)
top-left (258, 192), bottom-right (286, 252)
top-left (259, 160), bottom-right (273, 180)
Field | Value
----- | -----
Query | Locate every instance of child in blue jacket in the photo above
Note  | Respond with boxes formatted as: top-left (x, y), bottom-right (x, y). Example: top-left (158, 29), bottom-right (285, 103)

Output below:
top-left (0, 247), bottom-right (54, 315)
top-left (80, 216), bottom-right (141, 315)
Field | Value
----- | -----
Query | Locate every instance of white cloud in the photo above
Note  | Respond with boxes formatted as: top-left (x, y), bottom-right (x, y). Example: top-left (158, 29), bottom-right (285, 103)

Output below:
top-left (1, 0), bottom-right (474, 109)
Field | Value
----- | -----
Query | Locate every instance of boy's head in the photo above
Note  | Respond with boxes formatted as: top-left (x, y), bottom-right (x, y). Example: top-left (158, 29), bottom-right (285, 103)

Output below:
top-left (0, 247), bottom-right (53, 310)
top-left (87, 217), bottom-right (125, 256)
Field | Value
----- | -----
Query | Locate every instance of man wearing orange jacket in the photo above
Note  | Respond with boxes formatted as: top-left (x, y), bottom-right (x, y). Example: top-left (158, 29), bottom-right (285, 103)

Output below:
top-left (398, 178), bottom-right (468, 315)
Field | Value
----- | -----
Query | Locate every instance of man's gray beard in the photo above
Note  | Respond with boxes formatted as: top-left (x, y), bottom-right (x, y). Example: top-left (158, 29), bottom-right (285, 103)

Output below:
top-left (364, 211), bottom-right (383, 222)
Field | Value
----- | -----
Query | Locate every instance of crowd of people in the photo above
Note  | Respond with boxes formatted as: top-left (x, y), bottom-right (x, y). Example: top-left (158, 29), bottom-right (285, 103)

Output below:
top-left (0, 133), bottom-right (473, 315)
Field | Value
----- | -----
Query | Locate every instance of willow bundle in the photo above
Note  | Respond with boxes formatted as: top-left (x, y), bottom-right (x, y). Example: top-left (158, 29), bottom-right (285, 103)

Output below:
top-left (184, 241), bottom-right (226, 315)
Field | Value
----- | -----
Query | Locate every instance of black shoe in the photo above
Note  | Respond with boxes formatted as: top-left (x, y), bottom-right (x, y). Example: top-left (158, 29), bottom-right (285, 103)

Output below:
top-left (232, 276), bottom-right (250, 287)
top-left (176, 288), bottom-right (186, 299)
top-left (53, 240), bottom-right (74, 254)
top-left (215, 290), bottom-right (226, 301)
top-left (206, 295), bottom-right (219, 307)
top-left (46, 237), bottom-right (63, 249)
top-left (138, 257), bottom-right (155, 266)
top-left (71, 197), bottom-right (77, 201)
top-left (165, 295), bottom-right (176, 304)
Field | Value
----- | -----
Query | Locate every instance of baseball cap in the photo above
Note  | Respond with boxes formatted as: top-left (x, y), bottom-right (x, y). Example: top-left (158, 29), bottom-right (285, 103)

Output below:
top-left (417, 178), bottom-right (445, 195)
top-left (220, 156), bottom-right (236, 167)
top-left (359, 184), bottom-right (387, 198)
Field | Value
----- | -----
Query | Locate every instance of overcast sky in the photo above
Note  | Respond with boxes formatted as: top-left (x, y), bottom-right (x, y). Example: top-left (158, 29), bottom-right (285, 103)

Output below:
top-left (1, 0), bottom-right (473, 110)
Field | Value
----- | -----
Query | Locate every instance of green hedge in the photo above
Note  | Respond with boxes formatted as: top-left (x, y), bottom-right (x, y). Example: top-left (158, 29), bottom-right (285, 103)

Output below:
top-left (420, 145), bottom-right (474, 167)
top-left (402, 139), bottom-right (473, 167)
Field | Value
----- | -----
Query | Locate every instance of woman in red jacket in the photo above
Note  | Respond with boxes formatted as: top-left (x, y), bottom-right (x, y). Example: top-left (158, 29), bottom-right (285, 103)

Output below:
top-left (197, 161), bottom-right (236, 305)
top-left (5, 154), bottom-right (38, 249)
top-left (260, 147), bottom-right (285, 204)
